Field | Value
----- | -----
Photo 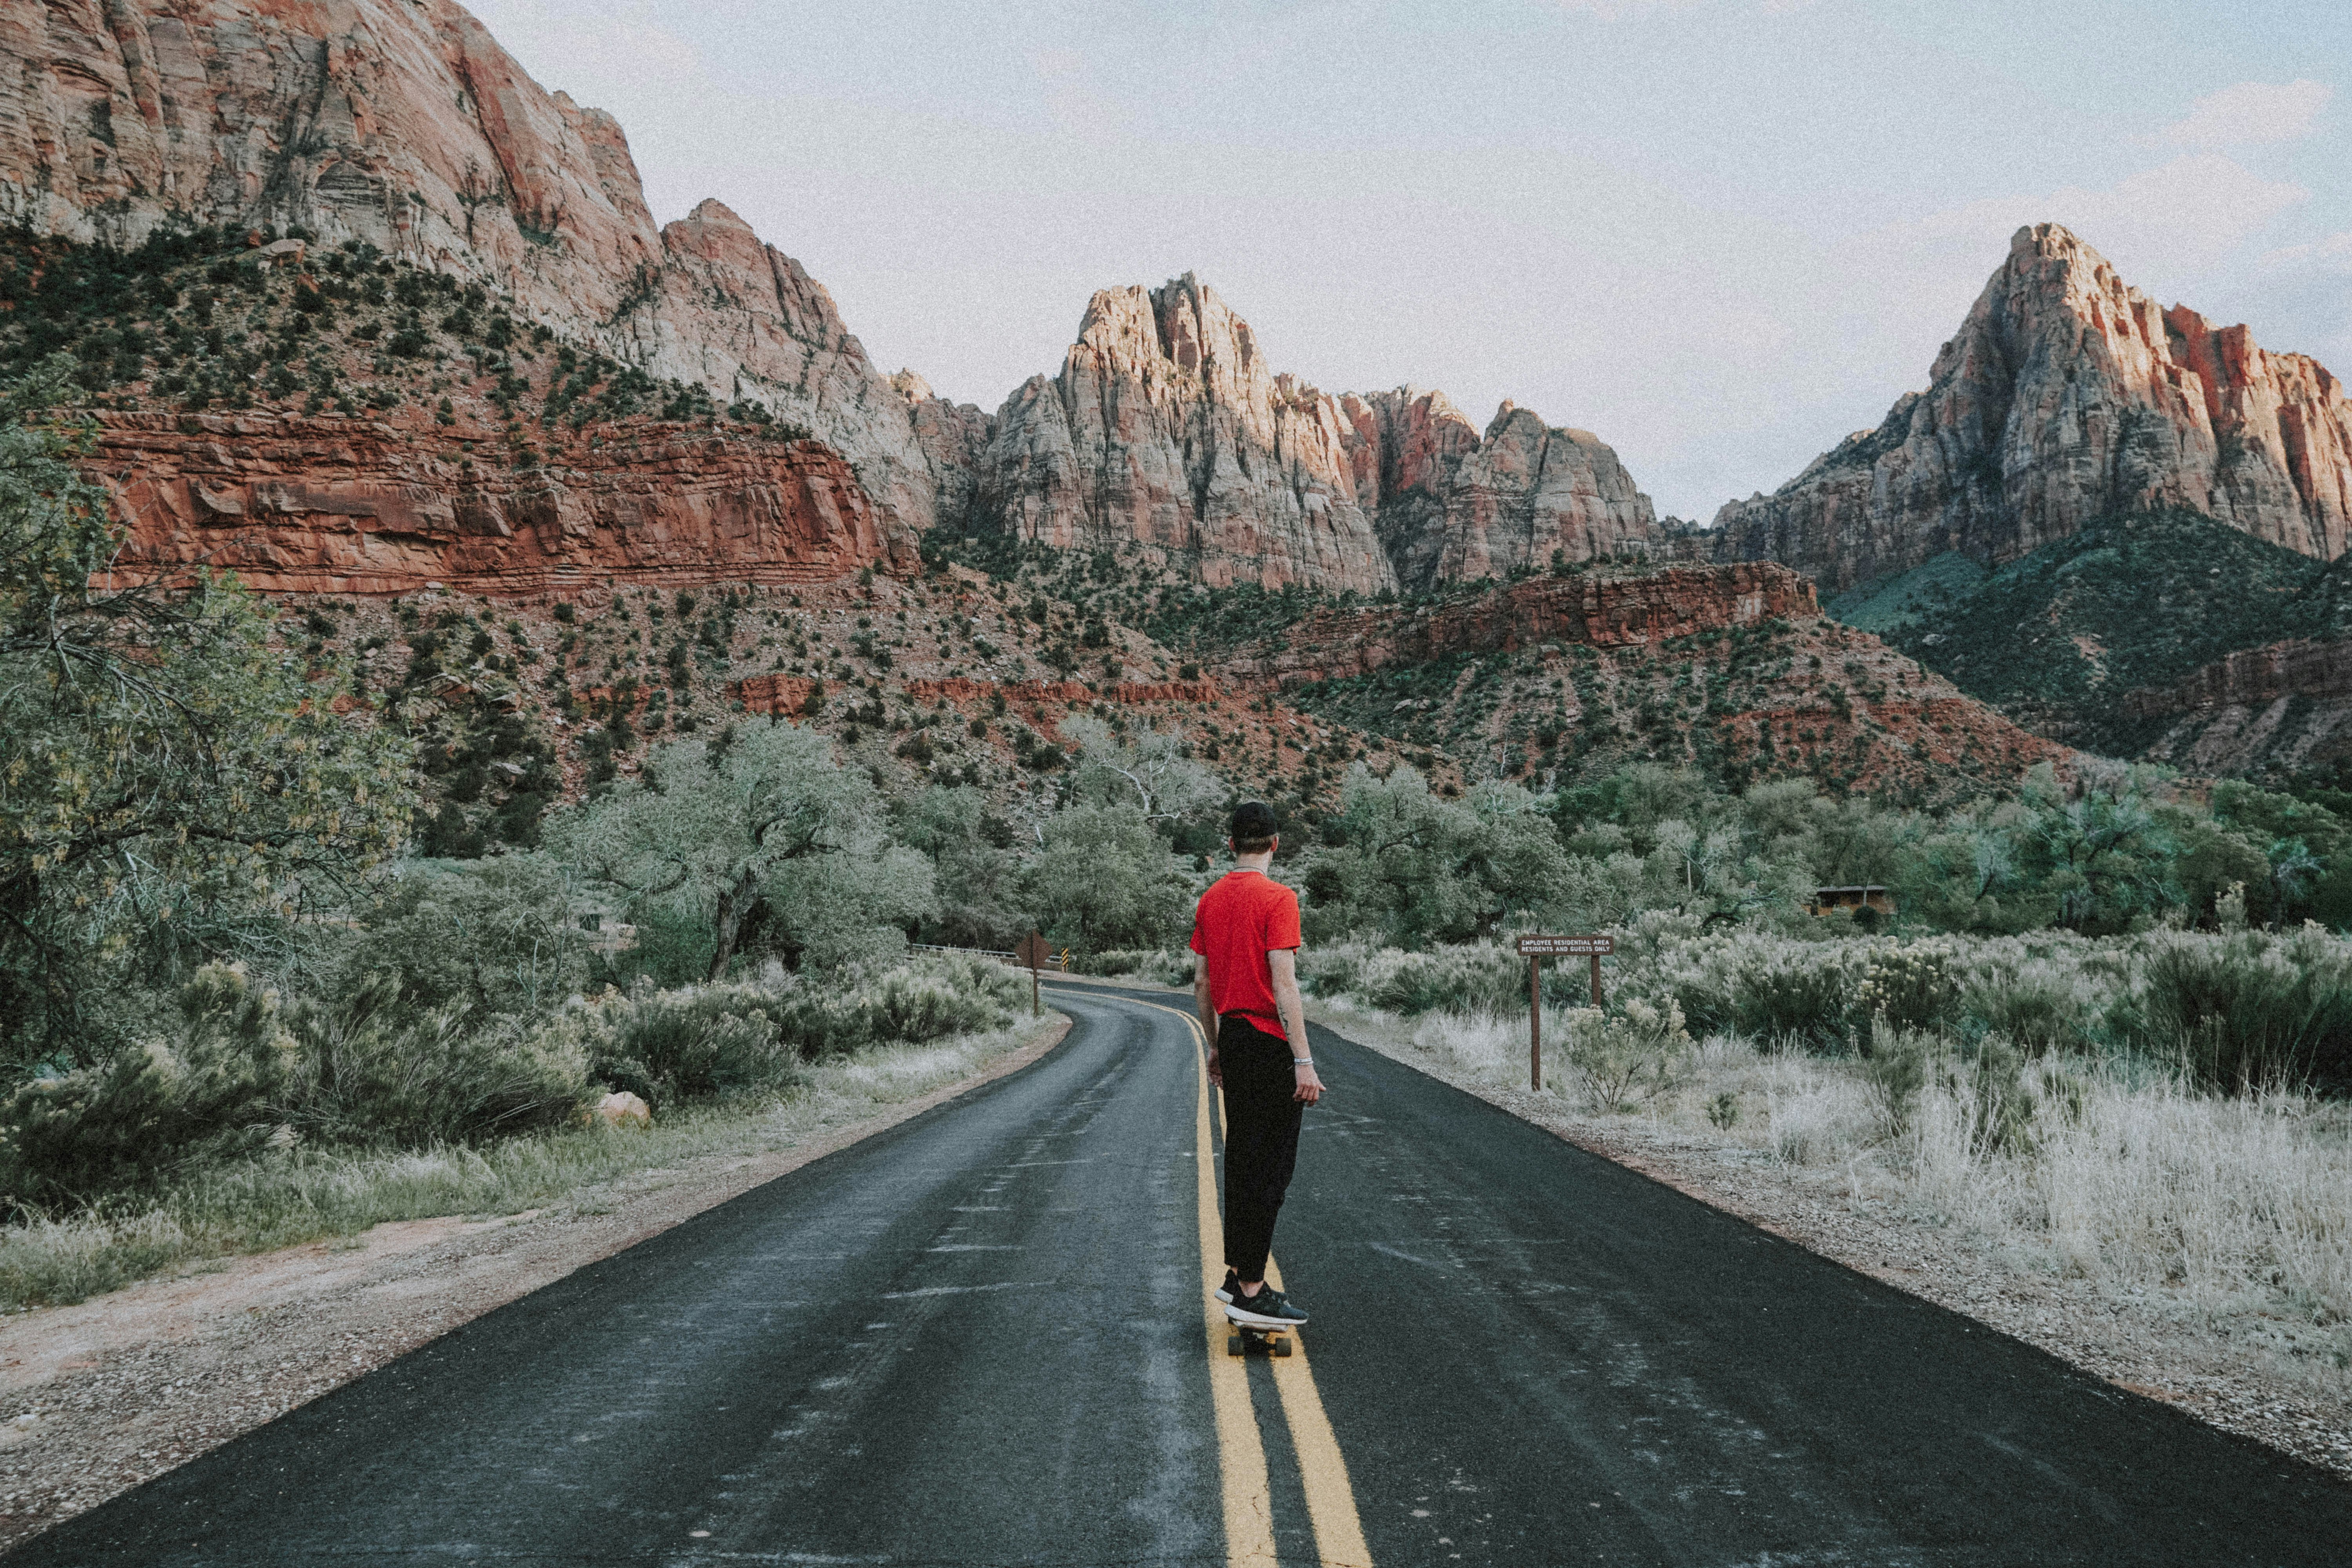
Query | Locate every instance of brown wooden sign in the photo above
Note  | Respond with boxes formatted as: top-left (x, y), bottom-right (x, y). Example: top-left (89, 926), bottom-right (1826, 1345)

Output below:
top-left (1013, 931), bottom-right (1051, 1016)
top-left (1516, 934), bottom-right (1613, 957)
top-left (1515, 935), bottom-right (1611, 1091)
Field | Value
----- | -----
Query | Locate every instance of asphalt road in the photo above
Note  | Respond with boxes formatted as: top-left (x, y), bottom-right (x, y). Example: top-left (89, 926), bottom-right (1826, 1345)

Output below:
top-left (15, 984), bottom-right (2352, 1566)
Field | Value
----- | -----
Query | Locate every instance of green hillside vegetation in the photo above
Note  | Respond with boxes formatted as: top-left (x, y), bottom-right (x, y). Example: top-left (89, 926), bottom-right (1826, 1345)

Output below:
top-left (1824, 550), bottom-right (1987, 633)
top-left (1840, 510), bottom-right (2352, 755)
top-left (0, 223), bottom-right (775, 433)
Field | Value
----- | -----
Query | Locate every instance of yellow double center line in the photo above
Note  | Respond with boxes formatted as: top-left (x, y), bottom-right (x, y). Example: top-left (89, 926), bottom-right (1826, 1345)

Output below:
top-left (1135, 997), bottom-right (1374, 1568)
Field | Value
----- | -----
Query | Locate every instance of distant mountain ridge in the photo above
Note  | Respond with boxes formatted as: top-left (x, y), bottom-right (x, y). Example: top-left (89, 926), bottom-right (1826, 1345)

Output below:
top-left (2, 0), bottom-right (1665, 597)
top-left (907, 273), bottom-right (1662, 596)
top-left (1714, 223), bottom-right (2352, 592)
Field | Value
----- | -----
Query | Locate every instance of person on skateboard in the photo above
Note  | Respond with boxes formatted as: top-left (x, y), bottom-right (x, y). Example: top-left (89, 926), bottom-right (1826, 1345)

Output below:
top-left (1191, 800), bottom-right (1324, 1328)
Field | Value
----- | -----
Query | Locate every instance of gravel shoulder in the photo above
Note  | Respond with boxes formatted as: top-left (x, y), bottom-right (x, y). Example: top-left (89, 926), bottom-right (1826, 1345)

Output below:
top-left (0, 1014), bottom-right (1071, 1553)
top-left (1305, 1002), bottom-right (2352, 1487)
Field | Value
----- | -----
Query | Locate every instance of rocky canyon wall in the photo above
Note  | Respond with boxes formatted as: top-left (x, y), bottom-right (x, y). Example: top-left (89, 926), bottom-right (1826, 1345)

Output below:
top-left (975, 275), bottom-right (1399, 594)
top-left (95, 410), bottom-right (902, 596)
top-left (1341, 387), bottom-right (1659, 589)
top-left (1713, 224), bottom-right (2352, 592)
top-left (1220, 562), bottom-right (1817, 688)
top-left (2122, 638), bottom-right (2352, 777)
top-left (1, 0), bottom-right (937, 534)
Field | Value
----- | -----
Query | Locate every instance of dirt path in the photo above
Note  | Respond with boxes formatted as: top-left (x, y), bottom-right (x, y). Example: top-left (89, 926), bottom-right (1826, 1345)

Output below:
top-left (0, 1016), bottom-right (1071, 1552)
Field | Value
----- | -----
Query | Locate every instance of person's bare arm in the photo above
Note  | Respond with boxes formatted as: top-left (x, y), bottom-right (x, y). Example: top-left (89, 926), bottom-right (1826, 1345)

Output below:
top-left (1265, 949), bottom-right (1323, 1105)
top-left (1195, 953), bottom-right (1221, 1086)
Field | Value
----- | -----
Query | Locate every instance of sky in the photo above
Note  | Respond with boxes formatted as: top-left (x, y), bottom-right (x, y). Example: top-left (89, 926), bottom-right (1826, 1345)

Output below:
top-left (466, 0), bottom-right (2352, 523)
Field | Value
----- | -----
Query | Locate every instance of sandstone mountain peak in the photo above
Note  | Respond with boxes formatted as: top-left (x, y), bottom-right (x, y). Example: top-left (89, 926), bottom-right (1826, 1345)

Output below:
top-left (685, 198), bottom-right (755, 230)
top-left (968, 274), bottom-right (1659, 593)
top-left (1716, 221), bottom-right (2352, 590)
top-left (2, 0), bottom-right (937, 543)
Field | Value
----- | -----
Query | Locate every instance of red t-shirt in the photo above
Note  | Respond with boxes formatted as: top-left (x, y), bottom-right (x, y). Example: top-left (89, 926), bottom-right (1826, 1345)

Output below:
top-left (1188, 870), bottom-right (1302, 1042)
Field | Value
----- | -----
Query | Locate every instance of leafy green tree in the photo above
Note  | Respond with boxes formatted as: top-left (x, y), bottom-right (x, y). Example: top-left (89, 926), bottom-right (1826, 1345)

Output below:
top-left (1058, 715), bottom-right (1222, 822)
top-left (340, 856), bottom-right (586, 1016)
top-left (0, 356), bottom-right (413, 1071)
top-left (549, 724), bottom-right (932, 979)
top-left (2209, 780), bottom-right (2352, 928)
top-left (1023, 803), bottom-right (1188, 951)
top-left (2014, 765), bottom-right (2178, 933)
top-left (1314, 766), bottom-right (1570, 944)
top-left (2163, 813), bottom-right (2270, 930)
top-left (895, 785), bottom-right (1026, 948)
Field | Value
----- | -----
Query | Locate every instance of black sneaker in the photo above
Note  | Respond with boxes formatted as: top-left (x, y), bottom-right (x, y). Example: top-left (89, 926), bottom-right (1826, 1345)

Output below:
top-left (1225, 1287), bottom-right (1308, 1327)
top-left (1215, 1269), bottom-right (1240, 1304)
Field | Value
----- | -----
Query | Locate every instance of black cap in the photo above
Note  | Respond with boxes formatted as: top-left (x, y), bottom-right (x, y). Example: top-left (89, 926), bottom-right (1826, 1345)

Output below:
top-left (1229, 801), bottom-right (1279, 842)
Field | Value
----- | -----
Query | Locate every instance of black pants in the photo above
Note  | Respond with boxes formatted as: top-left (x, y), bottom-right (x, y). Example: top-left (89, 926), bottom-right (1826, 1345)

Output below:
top-left (1218, 1015), bottom-right (1304, 1282)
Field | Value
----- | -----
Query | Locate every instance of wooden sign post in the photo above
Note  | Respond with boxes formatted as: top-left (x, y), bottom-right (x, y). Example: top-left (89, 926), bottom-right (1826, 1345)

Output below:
top-left (1014, 931), bottom-right (1053, 1016)
top-left (1513, 934), bottom-right (1615, 1091)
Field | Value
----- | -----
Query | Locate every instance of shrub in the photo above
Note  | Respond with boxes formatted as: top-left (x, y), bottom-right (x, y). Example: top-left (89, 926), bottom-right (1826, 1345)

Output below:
top-left (1947, 1036), bottom-right (2037, 1158)
top-left (1959, 966), bottom-right (2094, 1057)
top-left (0, 963), bottom-right (594, 1206)
top-left (847, 959), bottom-right (1016, 1043)
top-left (1730, 954), bottom-right (1861, 1050)
top-left (278, 975), bottom-right (587, 1147)
top-left (1655, 932), bottom-right (1862, 1051)
top-left (1560, 997), bottom-right (1693, 1111)
top-left (1854, 942), bottom-right (1962, 1037)
top-left (1860, 1022), bottom-right (1934, 1138)
top-left (586, 982), bottom-right (803, 1108)
top-left (573, 956), bottom-right (1018, 1105)
top-left (1356, 945), bottom-right (1524, 1016)
top-left (0, 965), bottom-right (290, 1203)
top-left (1296, 941), bottom-right (1370, 999)
top-left (2136, 929), bottom-right (2352, 1093)
top-left (1074, 948), bottom-right (1194, 985)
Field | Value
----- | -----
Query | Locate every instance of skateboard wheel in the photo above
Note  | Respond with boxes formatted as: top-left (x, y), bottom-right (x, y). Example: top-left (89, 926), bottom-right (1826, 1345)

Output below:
top-left (1274, 1339), bottom-right (1292, 1357)
top-left (1227, 1335), bottom-right (1243, 1356)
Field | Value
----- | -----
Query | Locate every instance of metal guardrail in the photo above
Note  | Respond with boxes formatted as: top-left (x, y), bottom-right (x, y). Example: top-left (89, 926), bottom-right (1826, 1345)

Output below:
top-left (910, 941), bottom-right (1070, 973)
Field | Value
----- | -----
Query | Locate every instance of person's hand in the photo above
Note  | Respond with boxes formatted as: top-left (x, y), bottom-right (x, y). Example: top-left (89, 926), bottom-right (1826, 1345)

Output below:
top-left (1205, 1047), bottom-right (1222, 1088)
top-left (1294, 1062), bottom-right (1324, 1105)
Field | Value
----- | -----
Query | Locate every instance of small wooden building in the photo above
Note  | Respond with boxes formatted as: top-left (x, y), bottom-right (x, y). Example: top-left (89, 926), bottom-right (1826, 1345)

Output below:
top-left (1809, 885), bottom-right (1895, 918)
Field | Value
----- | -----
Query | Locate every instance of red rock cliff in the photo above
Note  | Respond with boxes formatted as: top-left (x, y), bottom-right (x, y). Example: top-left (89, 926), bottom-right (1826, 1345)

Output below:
top-left (1713, 224), bottom-right (2352, 590)
top-left (1, 0), bottom-right (938, 535)
top-left (2123, 638), bottom-right (2352, 721)
top-left (95, 410), bottom-right (905, 596)
top-left (1220, 562), bottom-right (1817, 687)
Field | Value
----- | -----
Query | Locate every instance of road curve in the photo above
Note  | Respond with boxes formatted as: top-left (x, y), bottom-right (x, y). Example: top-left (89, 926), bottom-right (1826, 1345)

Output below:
top-left (11, 984), bottom-right (2351, 1566)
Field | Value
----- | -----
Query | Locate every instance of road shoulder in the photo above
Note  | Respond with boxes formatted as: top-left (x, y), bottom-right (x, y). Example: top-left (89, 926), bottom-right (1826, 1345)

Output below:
top-left (0, 1013), bottom-right (1073, 1552)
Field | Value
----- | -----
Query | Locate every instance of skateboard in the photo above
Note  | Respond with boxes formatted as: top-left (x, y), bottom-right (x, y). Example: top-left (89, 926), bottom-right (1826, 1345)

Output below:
top-left (1223, 1309), bottom-right (1294, 1357)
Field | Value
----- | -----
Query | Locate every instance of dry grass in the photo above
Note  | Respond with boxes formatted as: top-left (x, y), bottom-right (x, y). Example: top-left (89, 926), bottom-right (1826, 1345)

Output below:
top-left (0, 1020), bottom-right (1053, 1314)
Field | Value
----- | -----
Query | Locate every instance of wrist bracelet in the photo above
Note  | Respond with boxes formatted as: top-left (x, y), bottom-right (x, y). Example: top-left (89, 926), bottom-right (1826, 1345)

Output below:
top-left (1294, 1057), bottom-right (1314, 1066)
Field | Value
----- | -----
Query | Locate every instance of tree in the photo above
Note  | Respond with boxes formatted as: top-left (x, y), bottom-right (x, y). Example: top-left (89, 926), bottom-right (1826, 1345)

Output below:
top-left (0, 356), bottom-right (413, 1071)
top-left (895, 785), bottom-right (1026, 948)
top-left (1314, 766), bottom-right (1570, 944)
top-left (1058, 715), bottom-right (1223, 822)
top-left (2014, 765), bottom-right (2177, 933)
top-left (548, 724), bottom-right (932, 979)
top-left (1023, 804), bottom-right (1189, 951)
top-left (341, 856), bottom-right (586, 1017)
